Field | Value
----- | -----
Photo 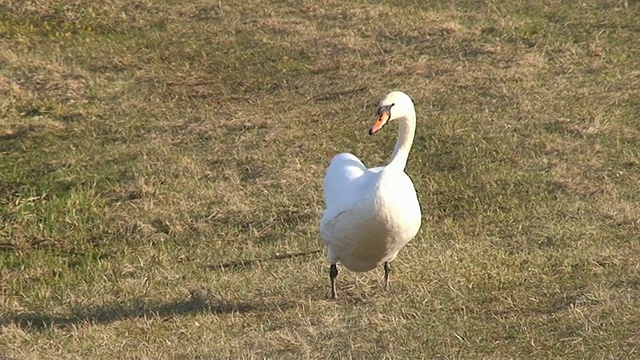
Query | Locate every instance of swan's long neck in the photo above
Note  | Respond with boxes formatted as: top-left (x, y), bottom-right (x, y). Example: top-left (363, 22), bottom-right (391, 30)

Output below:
top-left (387, 110), bottom-right (416, 171)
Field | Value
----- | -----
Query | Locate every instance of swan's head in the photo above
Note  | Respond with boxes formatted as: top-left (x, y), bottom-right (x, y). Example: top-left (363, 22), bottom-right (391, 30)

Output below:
top-left (369, 91), bottom-right (415, 135)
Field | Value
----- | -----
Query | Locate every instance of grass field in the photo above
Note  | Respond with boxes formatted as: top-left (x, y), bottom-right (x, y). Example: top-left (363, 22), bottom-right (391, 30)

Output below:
top-left (1, 0), bottom-right (639, 358)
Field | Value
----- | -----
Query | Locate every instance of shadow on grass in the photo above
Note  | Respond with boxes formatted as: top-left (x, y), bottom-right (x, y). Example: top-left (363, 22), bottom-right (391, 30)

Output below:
top-left (1, 295), bottom-right (291, 332)
top-left (2, 250), bottom-right (320, 332)
top-left (203, 250), bottom-right (321, 271)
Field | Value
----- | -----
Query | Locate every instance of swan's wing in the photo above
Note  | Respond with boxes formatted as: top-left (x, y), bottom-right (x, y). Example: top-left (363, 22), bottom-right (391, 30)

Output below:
top-left (322, 152), bottom-right (367, 214)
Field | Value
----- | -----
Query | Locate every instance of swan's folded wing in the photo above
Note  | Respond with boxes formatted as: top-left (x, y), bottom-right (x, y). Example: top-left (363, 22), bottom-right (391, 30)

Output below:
top-left (322, 153), bottom-right (367, 213)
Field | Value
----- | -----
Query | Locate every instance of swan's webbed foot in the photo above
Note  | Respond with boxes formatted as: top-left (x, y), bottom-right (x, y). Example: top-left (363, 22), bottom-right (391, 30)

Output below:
top-left (330, 264), bottom-right (338, 299)
top-left (383, 261), bottom-right (392, 290)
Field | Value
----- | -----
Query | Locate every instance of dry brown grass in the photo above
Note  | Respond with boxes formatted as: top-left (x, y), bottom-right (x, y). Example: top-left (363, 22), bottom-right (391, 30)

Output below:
top-left (1, 0), bottom-right (639, 358)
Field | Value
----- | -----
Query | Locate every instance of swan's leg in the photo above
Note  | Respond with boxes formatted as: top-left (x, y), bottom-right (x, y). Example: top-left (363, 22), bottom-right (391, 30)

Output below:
top-left (383, 261), bottom-right (392, 290)
top-left (330, 264), bottom-right (338, 299)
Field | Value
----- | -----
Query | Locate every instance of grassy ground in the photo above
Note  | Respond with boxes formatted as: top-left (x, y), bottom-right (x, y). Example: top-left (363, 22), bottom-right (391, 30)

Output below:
top-left (1, 0), bottom-right (639, 358)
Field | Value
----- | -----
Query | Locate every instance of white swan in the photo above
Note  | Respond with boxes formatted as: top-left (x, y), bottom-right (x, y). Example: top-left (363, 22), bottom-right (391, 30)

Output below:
top-left (320, 91), bottom-right (422, 299)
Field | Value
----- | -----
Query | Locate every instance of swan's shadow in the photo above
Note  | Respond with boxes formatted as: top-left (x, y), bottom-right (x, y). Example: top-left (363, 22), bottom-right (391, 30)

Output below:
top-left (203, 250), bottom-right (321, 271)
top-left (1, 294), bottom-right (291, 332)
top-left (2, 251), bottom-right (319, 332)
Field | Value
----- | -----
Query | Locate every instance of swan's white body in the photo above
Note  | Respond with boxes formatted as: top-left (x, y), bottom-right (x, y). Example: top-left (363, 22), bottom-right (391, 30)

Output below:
top-left (320, 154), bottom-right (421, 271)
top-left (320, 91), bottom-right (421, 296)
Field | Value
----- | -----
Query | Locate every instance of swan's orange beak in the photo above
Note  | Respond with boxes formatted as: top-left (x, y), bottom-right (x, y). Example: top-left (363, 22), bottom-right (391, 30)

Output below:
top-left (369, 110), bottom-right (390, 135)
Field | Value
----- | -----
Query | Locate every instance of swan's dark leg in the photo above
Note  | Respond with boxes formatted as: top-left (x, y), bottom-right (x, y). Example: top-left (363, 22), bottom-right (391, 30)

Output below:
top-left (330, 264), bottom-right (338, 299)
top-left (383, 261), bottom-right (392, 290)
